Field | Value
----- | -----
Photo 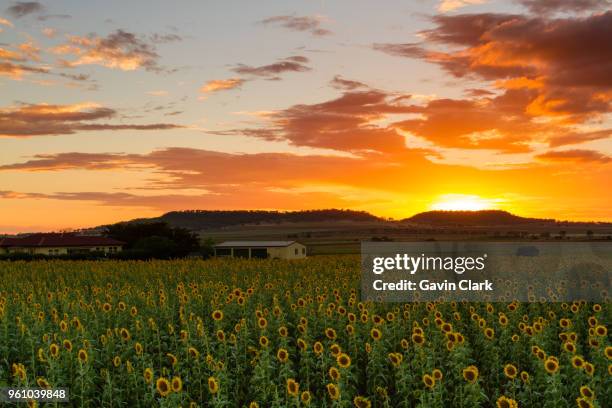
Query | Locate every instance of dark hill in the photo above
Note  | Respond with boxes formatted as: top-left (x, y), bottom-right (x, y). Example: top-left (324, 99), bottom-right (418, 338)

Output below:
top-left (404, 210), bottom-right (554, 226)
top-left (129, 209), bottom-right (383, 230)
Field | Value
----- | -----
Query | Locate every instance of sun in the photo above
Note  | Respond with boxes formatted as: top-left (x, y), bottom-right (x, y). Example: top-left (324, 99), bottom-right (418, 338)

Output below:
top-left (429, 194), bottom-right (498, 212)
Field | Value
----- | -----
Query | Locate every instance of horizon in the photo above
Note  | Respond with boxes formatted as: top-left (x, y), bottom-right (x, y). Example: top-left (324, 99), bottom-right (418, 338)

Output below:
top-left (4, 207), bottom-right (611, 235)
top-left (1, 1), bottom-right (611, 233)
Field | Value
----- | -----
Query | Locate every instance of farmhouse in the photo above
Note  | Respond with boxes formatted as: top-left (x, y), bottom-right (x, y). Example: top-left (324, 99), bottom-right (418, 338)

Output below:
top-left (0, 233), bottom-right (124, 256)
top-left (214, 241), bottom-right (307, 259)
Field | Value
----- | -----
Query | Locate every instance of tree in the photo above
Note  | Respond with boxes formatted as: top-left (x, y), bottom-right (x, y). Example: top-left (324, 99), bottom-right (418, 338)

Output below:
top-left (105, 222), bottom-right (200, 258)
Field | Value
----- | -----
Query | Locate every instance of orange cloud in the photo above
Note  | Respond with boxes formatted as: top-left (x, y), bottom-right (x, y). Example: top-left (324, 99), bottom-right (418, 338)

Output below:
top-left (201, 78), bottom-right (245, 93)
top-left (0, 102), bottom-right (182, 137)
top-left (52, 30), bottom-right (162, 71)
top-left (536, 149), bottom-right (611, 163)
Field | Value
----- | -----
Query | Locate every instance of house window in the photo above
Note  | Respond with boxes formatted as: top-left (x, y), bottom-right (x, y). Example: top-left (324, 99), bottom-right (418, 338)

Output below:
top-left (295, 248), bottom-right (298, 255)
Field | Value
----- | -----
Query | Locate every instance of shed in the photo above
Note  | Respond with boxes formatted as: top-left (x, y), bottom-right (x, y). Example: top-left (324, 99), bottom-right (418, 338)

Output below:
top-left (214, 241), bottom-right (306, 259)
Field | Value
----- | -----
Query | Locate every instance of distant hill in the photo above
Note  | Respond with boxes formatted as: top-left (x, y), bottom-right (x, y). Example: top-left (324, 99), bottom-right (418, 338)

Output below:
top-left (124, 209), bottom-right (383, 230)
top-left (404, 210), bottom-right (555, 226)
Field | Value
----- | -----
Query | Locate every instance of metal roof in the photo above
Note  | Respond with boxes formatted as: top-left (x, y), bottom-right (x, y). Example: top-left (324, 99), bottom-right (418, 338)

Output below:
top-left (214, 240), bottom-right (299, 248)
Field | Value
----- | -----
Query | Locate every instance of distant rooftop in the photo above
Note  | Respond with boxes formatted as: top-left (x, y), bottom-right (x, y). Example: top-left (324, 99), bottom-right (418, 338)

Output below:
top-left (0, 233), bottom-right (124, 248)
top-left (214, 241), bottom-right (298, 248)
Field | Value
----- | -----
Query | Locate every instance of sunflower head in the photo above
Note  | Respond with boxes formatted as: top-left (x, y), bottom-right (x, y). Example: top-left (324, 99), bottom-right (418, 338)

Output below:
top-left (544, 357), bottom-right (559, 374)
top-left (326, 383), bottom-right (340, 400)
top-left (156, 377), bottom-right (171, 397)
top-left (503, 364), bottom-right (518, 379)
top-left (462, 366), bottom-right (479, 383)
top-left (422, 373), bottom-right (435, 389)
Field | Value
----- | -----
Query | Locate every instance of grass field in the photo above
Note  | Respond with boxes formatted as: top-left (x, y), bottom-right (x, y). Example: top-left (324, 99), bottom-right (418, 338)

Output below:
top-left (1, 257), bottom-right (610, 407)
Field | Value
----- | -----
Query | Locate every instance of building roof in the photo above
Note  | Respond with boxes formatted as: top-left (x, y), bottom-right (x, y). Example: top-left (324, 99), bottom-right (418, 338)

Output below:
top-left (0, 233), bottom-right (125, 248)
top-left (214, 240), bottom-right (300, 248)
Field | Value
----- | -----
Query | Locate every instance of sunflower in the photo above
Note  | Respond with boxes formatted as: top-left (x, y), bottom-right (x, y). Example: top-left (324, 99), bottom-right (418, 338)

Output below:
top-left (102, 303), bottom-right (112, 313)
top-left (579, 385), bottom-right (594, 400)
top-left (167, 353), bottom-right (178, 366)
top-left (329, 367), bottom-right (340, 381)
top-left (36, 377), bottom-right (50, 388)
top-left (463, 366), bottom-right (479, 383)
top-left (544, 357), bottom-right (559, 374)
top-left (156, 377), bottom-right (171, 397)
top-left (216, 329), bottom-right (225, 342)
top-left (605, 346), bottom-right (612, 359)
top-left (257, 317), bottom-right (267, 329)
top-left (389, 353), bottom-right (403, 367)
top-left (504, 364), bottom-right (518, 379)
top-left (313, 341), bottom-right (323, 355)
top-left (277, 348), bottom-right (289, 363)
top-left (259, 336), bottom-right (269, 348)
top-left (208, 376), bottom-right (219, 394)
top-left (249, 402), bottom-right (259, 408)
top-left (353, 396), bottom-right (372, 408)
top-left (330, 343), bottom-right (341, 356)
top-left (484, 327), bottom-right (495, 339)
top-left (301, 391), bottom-right (312, 405)
top-left (212, 309), bottom-right (223, 321)
top-left (326, 383), bottom-right (340, 400)
top-left (135, 342), bottom-right (143, 355)
top-left (371, 328), bottom-right (382, 341)
top-left (422, 373), bottom-right (435, 389)
top-left (400, 338), bottom-right (409, 350)
top-left (595, 325), bottom-right (607, 336)
top-left (144, 368), bottom-right (153, 384)
top-left (113, 356), bottom-right (121, 367)
top-left (593, 304), bottom-right (602, 312)
top-left (278, 326), bottom-right (288, 337)
top-left (584, 362), bottom-right (594, 376)
top-left (432, 369), bottom-right (443, 381)
top-left (77, 348), bottom-right (88, 363)
top-left (520, 371), bottom-right (529, 383)
top-left (49, 343), bottom-right (60, 358)
top-left (168, 376), bottom-right (182, 393)
top-left (286, 378), bottom-right (299, 397)
top-left (496, 396), bottom-right (518, 408)
top-left (119, 328), bottom-right (130, 341)
top-left (571, 355), bottom-right (585, 369)
top-left (63, 339), bottom-right (73, 352)
top-left (411, 332), bottom-right (424, 345)
top-left (337, 353), bottom-right (351, 368)
top-left (325, 328), bottom-right (337, 340)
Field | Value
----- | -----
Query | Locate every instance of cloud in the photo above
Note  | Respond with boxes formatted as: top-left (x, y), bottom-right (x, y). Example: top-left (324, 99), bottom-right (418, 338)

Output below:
top-left (0, 61), bottom-right (48, 79)
top-left (374, 12), bottom-right (612, 121)
top-left (215, 88), bottom-right (420, 153)
top-left (232, 56), bottom-right (311, 79)
top-left (52, 30), bottom-right (164, 72)
top-left (259, 15), bottom-right (332, 36)
top-left (549, 129), bottom-right (612, 147)
top-left (329, 75), bottom-right (369, 91)
top-left (0, 17), bottom-right (13, 27)
top-left (536, 149), bottom-right (611, 163)
top-left (6, 1), bottom-right (44, 18)
top-left (0, 103), bottom-right (182, 137)
top-left (438, 0), bottom-right (487, 13)
top-left (200, 78), bottom-right (245, 93)
top-left (517, 0), bottom-right (610, 14)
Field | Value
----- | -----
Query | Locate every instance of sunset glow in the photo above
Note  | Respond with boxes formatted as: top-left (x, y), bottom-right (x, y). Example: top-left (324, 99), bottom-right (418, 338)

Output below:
top-left (1, 1), bottom-right (611, 232)
top-left (430, 195), bottom-right (499, 212)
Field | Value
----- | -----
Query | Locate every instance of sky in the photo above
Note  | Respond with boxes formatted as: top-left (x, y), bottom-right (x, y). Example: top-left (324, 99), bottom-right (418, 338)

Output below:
top-left (1, 0), bottom-right (611, 233)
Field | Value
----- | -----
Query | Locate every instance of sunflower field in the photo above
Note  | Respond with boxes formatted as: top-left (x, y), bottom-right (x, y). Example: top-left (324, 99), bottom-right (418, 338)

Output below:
top-left (0, 257), bottom-right (610, 407)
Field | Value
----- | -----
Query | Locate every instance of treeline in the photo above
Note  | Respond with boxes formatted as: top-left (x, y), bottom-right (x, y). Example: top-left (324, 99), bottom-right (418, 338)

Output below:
top-left (0, 222), bottom-right (213, 261)
top-left (141, 209), bottom-right (382, 230)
